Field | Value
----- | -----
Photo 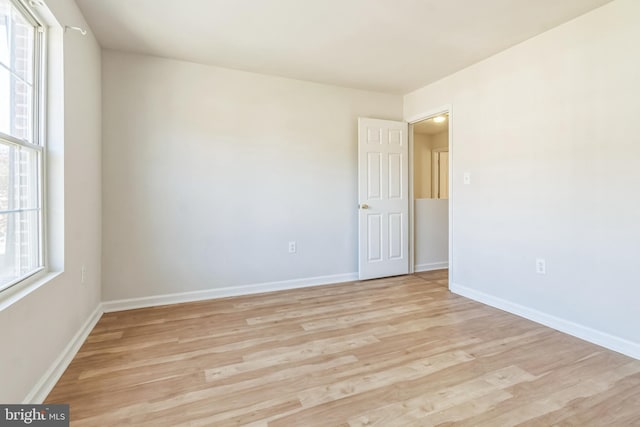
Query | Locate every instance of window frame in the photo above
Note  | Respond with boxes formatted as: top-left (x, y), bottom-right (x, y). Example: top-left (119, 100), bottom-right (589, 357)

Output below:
top-left (0, 0), bottom-right (47, 293)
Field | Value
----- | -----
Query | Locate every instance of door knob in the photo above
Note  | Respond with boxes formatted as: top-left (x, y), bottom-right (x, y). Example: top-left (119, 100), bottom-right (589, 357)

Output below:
top-left (360, 204), bottom-right (369, 209)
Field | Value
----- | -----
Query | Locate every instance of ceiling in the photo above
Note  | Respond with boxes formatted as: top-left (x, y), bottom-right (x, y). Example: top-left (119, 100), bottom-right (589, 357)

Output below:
top-left (414, 114), bottom-right (449, 135)
top-left (74, 0), bottom-right (614, 94)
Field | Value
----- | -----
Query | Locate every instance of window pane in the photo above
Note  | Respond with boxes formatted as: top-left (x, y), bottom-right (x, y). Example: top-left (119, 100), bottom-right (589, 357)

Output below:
top-left (11, 3), bottom-right (34, 84)
top-left (0, 0), bottom-right (34, 83)
top-left (0, 65), bottom-right (33, 142)
top-left (0, 0), bottom-right (42, 292)
top-left (0, 143), bottom-right (40, 211)
top-left (0, 143), bottom-right (10, 212)
top-left (0, 0), bottom-right (9, 66)
top-left (0, 209), bottom-right (40, 288)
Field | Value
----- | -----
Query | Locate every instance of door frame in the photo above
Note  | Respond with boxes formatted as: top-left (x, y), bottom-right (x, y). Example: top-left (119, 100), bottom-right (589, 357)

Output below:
top-left (432, 147), bottom-right (449, 199)
top-left (406, 105), bottom-right (453, 281)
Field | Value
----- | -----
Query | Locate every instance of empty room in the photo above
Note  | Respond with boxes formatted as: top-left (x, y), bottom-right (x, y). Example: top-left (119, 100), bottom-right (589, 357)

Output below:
top-left (1, 0), bottom-right (639, 425)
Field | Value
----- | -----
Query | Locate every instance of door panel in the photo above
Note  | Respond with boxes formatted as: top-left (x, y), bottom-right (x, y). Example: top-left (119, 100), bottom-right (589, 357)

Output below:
top-left (388, 153), bottom-right (402, 199)
top-left (388, 213), bottom-right (403, 260)
top-left (367, 214), bottom-right (383, 262)
top-left (358, 118), bottom-right (409, 280)
top-left (367, 153), bottom-right (382, 199)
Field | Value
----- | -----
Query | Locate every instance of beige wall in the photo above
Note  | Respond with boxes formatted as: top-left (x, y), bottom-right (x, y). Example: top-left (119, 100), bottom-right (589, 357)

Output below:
top-left (101, 50), bottom-right (403, 301)
top-left (414, 129), bottom-right (448, 199)
top-left (0, 0), bottom-right (102, 403)
top-left (405, 0), bottom-right (640, 352)
top-left (413, 133), bottom-right (432, 199)
top-left (430, 131), bottom-right (448, 150)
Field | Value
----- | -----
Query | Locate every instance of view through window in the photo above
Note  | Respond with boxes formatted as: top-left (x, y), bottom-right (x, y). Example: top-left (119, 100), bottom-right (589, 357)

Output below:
top-left (0, 0), bottom-right (44, 291)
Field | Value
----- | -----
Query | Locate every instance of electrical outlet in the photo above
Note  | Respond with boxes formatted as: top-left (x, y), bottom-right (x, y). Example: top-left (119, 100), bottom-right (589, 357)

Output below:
top-left (81, 265), bottom-right (87, 283)
top-left (288, 241), bottom-right (296, 254)
top-left (535, 258), bottom-right (546, 275)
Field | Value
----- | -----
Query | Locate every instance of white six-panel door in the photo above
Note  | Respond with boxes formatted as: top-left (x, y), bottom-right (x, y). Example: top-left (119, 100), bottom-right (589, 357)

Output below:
top-left (358, 118), bottom-right (409, 280)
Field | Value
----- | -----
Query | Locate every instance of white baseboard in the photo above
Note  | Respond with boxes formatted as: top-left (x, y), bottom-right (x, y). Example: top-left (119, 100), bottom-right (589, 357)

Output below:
top-left (23, 303), bottom-right (103, 403)
top-left (450, 282), bottom-right (640, 360)
top-left (22, 272), bottom-right (360, 403)
top-left (414, 261), bottom-right (448, 272)
top-left (23, 276), bottom-right (638, 405)
top-left (102, 272), bottom-right (360, 313)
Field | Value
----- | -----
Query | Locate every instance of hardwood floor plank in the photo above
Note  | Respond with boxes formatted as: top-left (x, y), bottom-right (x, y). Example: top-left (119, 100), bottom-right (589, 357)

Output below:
top-left (204, 334), bottom-right (378, 381)
top-left (298, 350), bottom-right (474, 408)
top-left (45, 270), bottom-right (640, 426)
top-left (347, 366), bottom-right (535, 427)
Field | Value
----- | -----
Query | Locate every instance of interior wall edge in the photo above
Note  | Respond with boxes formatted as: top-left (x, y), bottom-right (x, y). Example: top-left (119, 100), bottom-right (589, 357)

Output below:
top-left (101, 272), bottom-right (360, 313)
top-left (414, 262), bottom-right (449, 273)
top-left (22, 303), bottom-right (103, 404)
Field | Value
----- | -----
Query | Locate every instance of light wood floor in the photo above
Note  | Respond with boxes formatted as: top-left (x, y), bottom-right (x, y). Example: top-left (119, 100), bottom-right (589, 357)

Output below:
top-left (46, 271), bottom-right (640, 426)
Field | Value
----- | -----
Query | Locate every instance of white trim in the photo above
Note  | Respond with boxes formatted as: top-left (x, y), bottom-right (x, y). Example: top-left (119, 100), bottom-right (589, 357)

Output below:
top-left (450, 282), bottom-right (640, 360)
top-left (408, 124), bottom-right (415, 274)
top-left (102, 273), bottom-right (359, 313)
top-left (23, 303), bottom-right (103, 403)
top-left (23, 272), bottom-right (359, 402)
top-left (414, 262), bottom-right (449, 272)
top-left (0, 271), bottom-right (61, 312)
top-left (405, 105), bottom-right (452, 125)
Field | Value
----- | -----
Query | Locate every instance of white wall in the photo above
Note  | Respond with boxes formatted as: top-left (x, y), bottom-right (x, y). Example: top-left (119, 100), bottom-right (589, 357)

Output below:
top-left (102, 51), bottom-right (402, 301)
top-left (0, 0), bottom-right (102, 402)
top-left (405, 0), bottom-right (640, 352)
top-left (414, 199), bottom-right (448, 271)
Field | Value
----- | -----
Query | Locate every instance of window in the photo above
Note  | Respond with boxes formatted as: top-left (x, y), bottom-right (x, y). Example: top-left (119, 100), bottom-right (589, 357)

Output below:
top-left (0, 0), bottom-right (44, 291)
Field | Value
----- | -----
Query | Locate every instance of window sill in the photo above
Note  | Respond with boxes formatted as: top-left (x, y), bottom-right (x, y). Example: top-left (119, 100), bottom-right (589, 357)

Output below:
top-left (0, 271), bottom-right (63, 312)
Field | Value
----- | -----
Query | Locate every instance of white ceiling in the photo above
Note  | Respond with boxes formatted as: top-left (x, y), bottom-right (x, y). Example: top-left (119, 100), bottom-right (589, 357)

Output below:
top-left (74, 0), bottom-right (613, 94)
top-left (414, 114), bottom-right (449, 135)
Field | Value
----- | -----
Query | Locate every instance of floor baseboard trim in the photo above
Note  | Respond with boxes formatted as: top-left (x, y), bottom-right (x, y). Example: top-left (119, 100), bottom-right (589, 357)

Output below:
top-left (450, 282), bottom-right (640, 360)
top-left (102, 272), bottom-right (360, 313)
top-left (23, 303), bottom-right (103, 403)
top-left (414, 262), bottom-right (448, 272)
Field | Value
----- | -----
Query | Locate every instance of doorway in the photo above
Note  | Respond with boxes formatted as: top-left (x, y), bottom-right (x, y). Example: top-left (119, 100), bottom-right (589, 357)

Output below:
top-left (356, 110), bottom-right (451, 283)
top-left (410, 111), bottom-right (450, 277)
